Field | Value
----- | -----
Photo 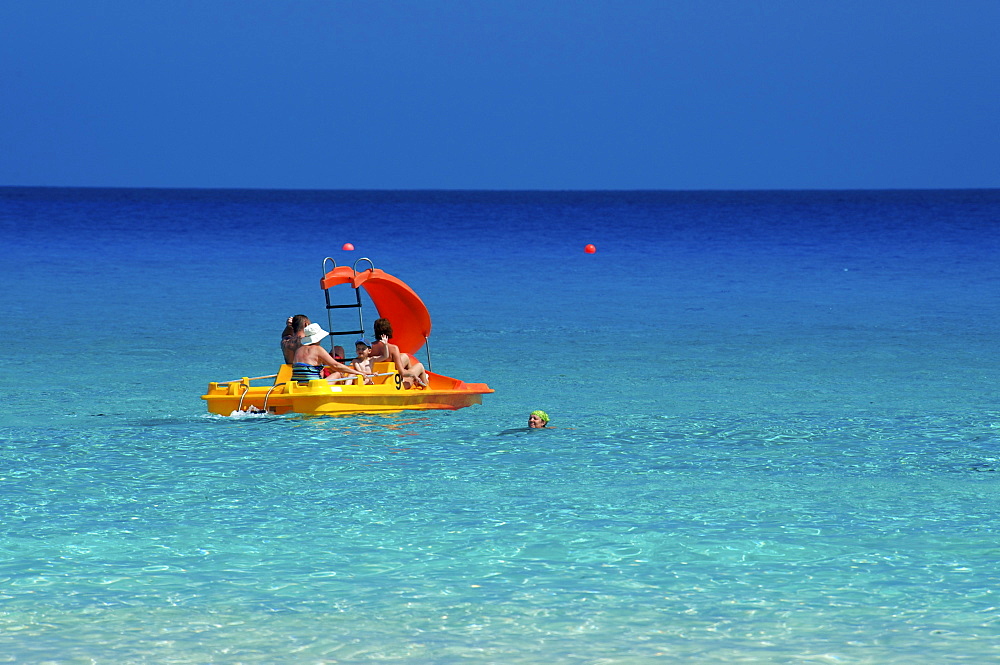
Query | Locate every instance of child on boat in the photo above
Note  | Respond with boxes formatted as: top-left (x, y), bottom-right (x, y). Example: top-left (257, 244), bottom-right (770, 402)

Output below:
top-left (321, 345), bottom-right (346, 378)
top-left (352, 339), bottom-right (375, 384)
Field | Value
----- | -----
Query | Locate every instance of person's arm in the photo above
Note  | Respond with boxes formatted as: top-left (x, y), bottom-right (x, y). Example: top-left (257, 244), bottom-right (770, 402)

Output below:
top-left (318, 348), bottom-right (366, 375)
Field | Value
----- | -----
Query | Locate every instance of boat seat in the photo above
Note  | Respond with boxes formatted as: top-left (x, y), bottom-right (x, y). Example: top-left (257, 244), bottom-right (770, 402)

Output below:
top-left (371, 362), bottom-right (397, 385)
top-left (276, 364), bottom-right (293, 386)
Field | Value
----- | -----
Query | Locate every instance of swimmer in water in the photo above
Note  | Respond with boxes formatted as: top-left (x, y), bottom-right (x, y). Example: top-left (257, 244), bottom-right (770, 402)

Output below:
top-left (528, 410), bottom-right (549, 428)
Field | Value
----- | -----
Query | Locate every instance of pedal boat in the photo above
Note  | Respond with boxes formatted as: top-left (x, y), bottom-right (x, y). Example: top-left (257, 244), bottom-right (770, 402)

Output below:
top-left (201, 259), bottom-right (493, 416)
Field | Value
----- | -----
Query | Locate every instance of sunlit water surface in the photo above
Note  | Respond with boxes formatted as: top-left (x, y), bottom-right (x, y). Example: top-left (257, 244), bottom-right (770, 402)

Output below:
top-left (1, 188), bottom-right (999, 663)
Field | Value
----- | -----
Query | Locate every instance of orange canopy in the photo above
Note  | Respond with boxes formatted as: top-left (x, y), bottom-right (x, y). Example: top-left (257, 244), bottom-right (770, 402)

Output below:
top-left (319, 267), bottom-right (431, 355)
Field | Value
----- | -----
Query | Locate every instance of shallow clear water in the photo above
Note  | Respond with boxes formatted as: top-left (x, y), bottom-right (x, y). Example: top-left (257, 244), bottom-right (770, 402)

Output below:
top-left (2, 188), bottom-right (1000, 662)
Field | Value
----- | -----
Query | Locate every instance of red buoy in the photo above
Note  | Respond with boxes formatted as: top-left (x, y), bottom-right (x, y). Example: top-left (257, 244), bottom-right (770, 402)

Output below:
top-left (342, 243), bottom-right (355, 251)
top-left (584, 244), bottom-right (596, 254)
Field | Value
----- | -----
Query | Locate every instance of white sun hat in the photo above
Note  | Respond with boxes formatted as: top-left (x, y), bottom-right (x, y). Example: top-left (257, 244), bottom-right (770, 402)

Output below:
top-left (299, 323), bottom-right (330, 345)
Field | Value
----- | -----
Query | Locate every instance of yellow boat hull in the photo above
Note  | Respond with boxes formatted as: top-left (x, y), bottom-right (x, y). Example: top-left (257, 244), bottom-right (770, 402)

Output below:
top-left (202, 363), bottom-right (492, 416)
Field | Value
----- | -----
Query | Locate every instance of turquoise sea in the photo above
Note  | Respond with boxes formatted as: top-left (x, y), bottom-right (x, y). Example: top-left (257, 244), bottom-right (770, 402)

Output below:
top-left (2, 187), bottom-right (999, 663)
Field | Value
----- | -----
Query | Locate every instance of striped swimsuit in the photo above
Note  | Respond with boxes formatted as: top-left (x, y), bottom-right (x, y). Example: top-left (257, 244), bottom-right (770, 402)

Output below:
top-left (291, 363), bottom-right (325, 382)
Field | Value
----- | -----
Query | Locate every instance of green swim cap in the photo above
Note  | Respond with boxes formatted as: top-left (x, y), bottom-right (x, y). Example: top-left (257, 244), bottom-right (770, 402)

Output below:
top-left (530, 410), bottom-right (549, 424)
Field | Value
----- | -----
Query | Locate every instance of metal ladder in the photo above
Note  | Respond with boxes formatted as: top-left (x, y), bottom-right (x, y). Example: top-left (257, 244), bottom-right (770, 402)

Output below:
top-left (321, 257), bottom-right (373, 353)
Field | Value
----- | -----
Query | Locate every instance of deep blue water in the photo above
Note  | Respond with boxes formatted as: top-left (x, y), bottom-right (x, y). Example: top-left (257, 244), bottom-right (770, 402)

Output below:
top-left (1, 187), bottom-right (999, 663)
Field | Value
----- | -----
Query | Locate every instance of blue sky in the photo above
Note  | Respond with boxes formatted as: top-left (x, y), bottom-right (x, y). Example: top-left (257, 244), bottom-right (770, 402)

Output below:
top-left (2, 1), bottom-right (998, 190)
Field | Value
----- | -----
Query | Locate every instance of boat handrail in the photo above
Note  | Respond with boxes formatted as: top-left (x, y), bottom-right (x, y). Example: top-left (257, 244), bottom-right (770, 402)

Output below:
top-left (236, 383), bottom-right (251, 411)
top-left (352, 257), bottom-right (375, 275)
top-left (263, 383), bottom-right (286, 412)
top-left (214, 374), bottom-right (278, 385)
top-left (322, 256), bottom-right (337, 275)
top-left (326, 372), bottom-right (395, 385)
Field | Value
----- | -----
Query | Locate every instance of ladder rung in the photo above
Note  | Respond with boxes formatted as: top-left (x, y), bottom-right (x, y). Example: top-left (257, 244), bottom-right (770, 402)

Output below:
top-left (329, 329), bottom-right (364, 336)
top-left (327, 303), bottom-right (363, 310)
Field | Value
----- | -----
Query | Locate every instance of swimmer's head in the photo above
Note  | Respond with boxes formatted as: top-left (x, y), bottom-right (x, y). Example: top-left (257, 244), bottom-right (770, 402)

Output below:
top-left (528, 410), bottom-right (549, 428)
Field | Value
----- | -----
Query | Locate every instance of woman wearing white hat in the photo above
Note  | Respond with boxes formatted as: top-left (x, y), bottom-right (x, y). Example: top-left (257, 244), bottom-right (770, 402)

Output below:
top-left (291, 323), bottom-right (370, 383)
